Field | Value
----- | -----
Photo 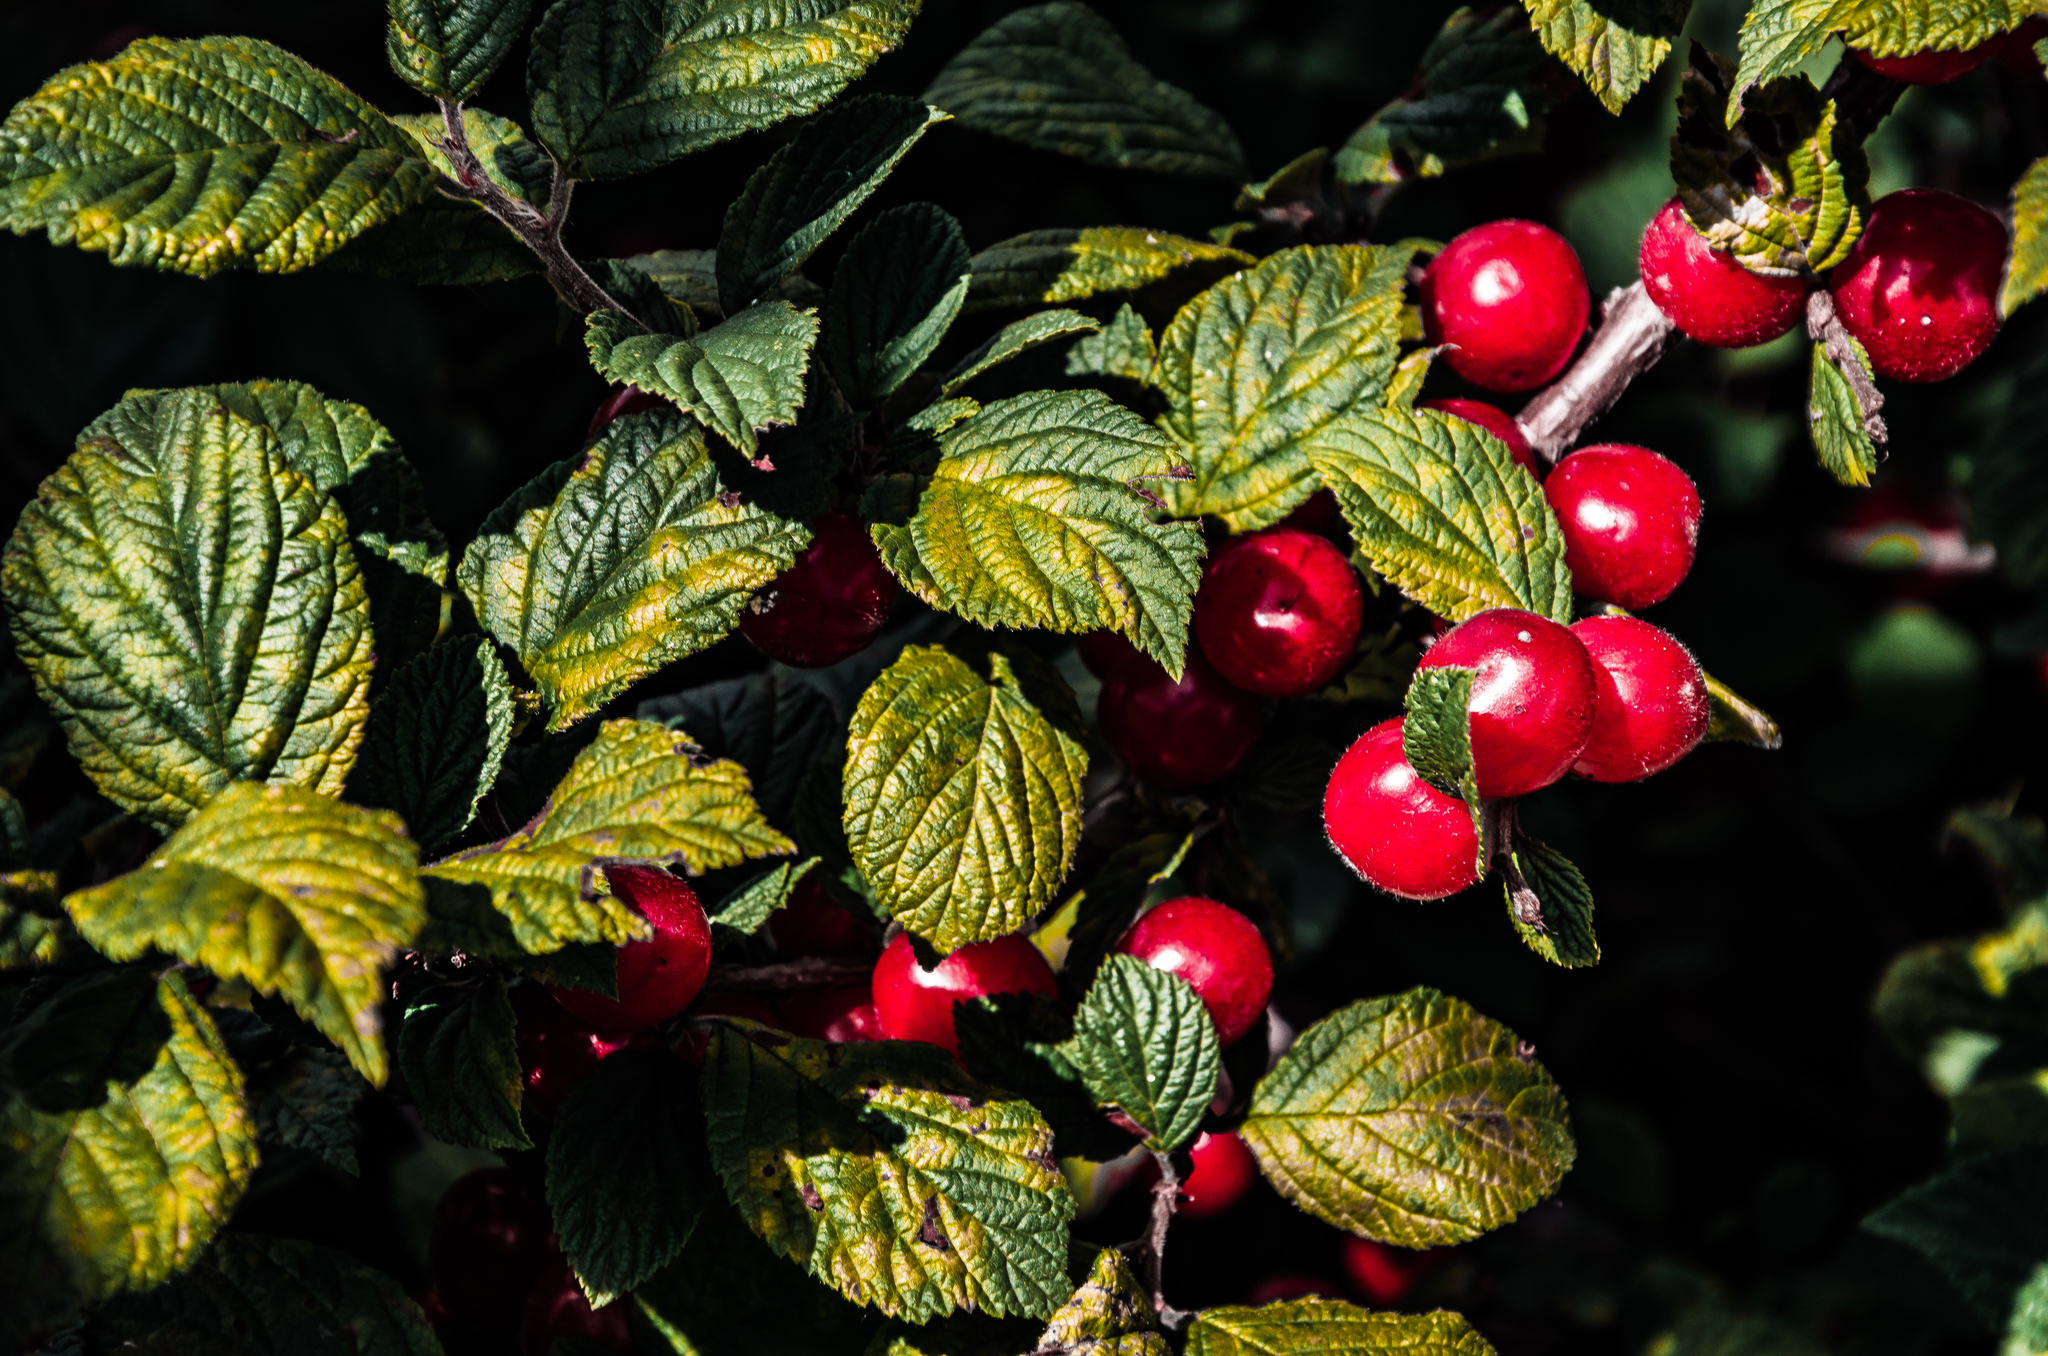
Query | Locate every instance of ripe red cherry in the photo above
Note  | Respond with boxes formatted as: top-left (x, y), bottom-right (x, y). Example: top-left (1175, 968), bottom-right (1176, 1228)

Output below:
top-left (1420, 398), bottom-right (1539, 475)
top-left (871, 931), bottom-right (1059, 1056)
top-left (1415, 608), bottom-right (1598, 799)
top-left (1074, 629), bottom-right (1147, 681)
top-left (1097, 648), bottom-right (1266, 788)
top-left (1420, 220), bottom-right (1590, 393)
top-left (429, 1169), bottom-right (561, 1328)
top-left (1851, 38), bottom-right (1998, 83)
top-left (1324, 718), bottom-right (1480, 901)
top-left (1827, 189), bottom-right (2006, 383)
top-left (1638, 197), bottom-right (1811, 349)
top-left (1114, 896), bottom-right (1273, 1046)
top-left (520, 1264), bottom-right (632, 1356)
top-left (1193, 529), bottom-right (1364, 699)
top-left (1179, 1130), bottom-right (1261, 1219)
top-left (766, 875), bottom-right (876, 959)
top-left (1568, 616), bottom-right (1710, 782)
top-left (1341, 1236), bottom-right (1448, 1306)
top-left (738, 510), bottom-right (899, 667)
top-left (782, 984), bottom-right (883, 1042)
top-left (545, 867), bottom-right (710, 1031)
top-left (1544, 444), bottom-right (1701, 610)
top-left (585, 385), bottom-right (668, 440)
top-left (512, 985), bottom-right (641, 1116)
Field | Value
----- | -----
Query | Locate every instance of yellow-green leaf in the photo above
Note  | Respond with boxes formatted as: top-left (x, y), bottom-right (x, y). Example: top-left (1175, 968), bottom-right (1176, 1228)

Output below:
top-left (1186, 1300), bottom-right (1498, 1356)
top-left (387, 0), bottom-right (533, 103)
top-left (1731, 0), bottom-right (2035, 122)
top-left (1037, 1247), bottom-right (1166, 1355)
top-left (2004, 156), bottom-right (2048, 317)
top-left (1521, 0), bottom-right (1688, 114)
top-left (967, 226), bottom-right (1252, 313)
top-left (585, 301), bottom-right (820, 455)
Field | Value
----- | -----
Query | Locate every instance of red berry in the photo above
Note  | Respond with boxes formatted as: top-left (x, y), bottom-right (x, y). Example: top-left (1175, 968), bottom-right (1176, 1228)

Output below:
top-left (1568, 616), bottom-right (1710, 782)
top-left (1997, 16), bottom-right (2048, 74)
top-left (1851, 38), bottom-right (1998, 83)
top-left (1323, 719), bottom-right (1479, 901)
top-left (1827, 189), bottom-right (2006, 383)
top-left (512, 985), bottom-right (640, 1116)
top-left (1074, 629), bottom-right (1148, 681)
top-left (1247, 1276), bottom-right (1343, 1304)
top-left (1340, 1236), bottom-right (1447, 1307)
top-left (1420, 220), bottom-right (1590, 393)
top-left (1097, 648), bottom-right (1266, 789)
top-left (520, 1264), bottom-right (632, 1356)
top-left (585, 385), bottom-right (668, 441)
top-left (1638, 197), bottom-right (1811, 349)
top-left (1420, 398), bottom-right (1539, 476)
top-left (1178, 1130), bottom-right (1261, 1219)
top-left (546, 867), bottom-right (710, 1031)
top-left (429, 1169), bottom-right (561, 1328)
top-left (766, 875), bottom-right (876, 959)
top-left (1114, 897), bottom-right (1273, 1046)
top-left (782, 984), bottom-right (883, 1042)
top-left (738, 510), bottom-right (898, 667)
top-left (871, 932), bottom-right (1059, 1056)
top-left (1544, 444), bottom-right (1701, 610)
top-left (1193, 529), bottom-right (1364, 699)
top-left (1415, 608), bottom-right (1598, 799)
top-left (1276, 487), bottom-right (1350, 540)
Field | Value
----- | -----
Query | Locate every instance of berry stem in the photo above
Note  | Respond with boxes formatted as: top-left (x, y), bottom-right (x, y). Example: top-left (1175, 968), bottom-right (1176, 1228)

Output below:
top-left (1805, 289), bottom-right (1890, 450)
top-left (1515, 281), bottom-right (1676, 464)
top-left (698, 957), bottom-right (874, 995)
top-left (1125, 1149), bottom-right (1189, 1330)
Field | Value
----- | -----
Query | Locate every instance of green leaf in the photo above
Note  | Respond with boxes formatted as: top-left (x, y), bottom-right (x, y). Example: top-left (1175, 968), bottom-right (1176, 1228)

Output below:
top-left (703, 1026), bottom-right (1075, 1321)
top-left (1946, 802), bottom-right (2048, 909)
top-left (1065, 303), bottom-right (1158, 384)
top-left (1337, 7), bottom-right (1554, 185)
top-left (1307, 405), bottom-right (1575, 624)
top-left (425, 718), bottom-right (792, 955)
top-left (1315, 624), bottom-right (1423, 705)
top-left (827, 203), bottom-right (973, 409)
top-left (0, 37), bottom-right (434, 275)
top-left (0, 967), bottom-right (171, 1114)
top-left (843, 645), bottom-right (1087, 952)
top-left (346, 637), bottom-right (514, 856)
top-left (1401, 666), bottom-right (1486, 877)
top-left (1503, 837), bottom-right (1600, 967)
top-left (388, 0), bottom-right (534, 101)
top-left (1864, 1146), bottom-right (2048, 1337)
top-left (0, 891), bottom-right (75, 970)
top-left (1241, 986), bottom-right (1574, 1247)
top-left (391, 106), bottom-right (552, 207)
top-left (944, 309), bottom-right (1102, 395)
top-left (2005, 157), bottom-right (2048, 317)
top-left (1062, 827), bottom-right (1204, 993)
top-left (1731, 0), bottom-right (2033, 122)
top-left (64, 784), bottom-right (426, 1085)
top-left (1, 972), bottom-right (256, 1305)
top-left (711, 858), bottom-right (820, 936)
top-left (248, 1047), bottom-right (364, 1176)
top-left (1702, 672), bottom-right (1783, 748)
top-left (328, 192), bottom-right (540, 284)
top-left (586, 302), bottom-right (820, 455)
top-left (1185, 1300), bottom-right (1498, 1356)
top-left (2, 389), bottom-right (374, 828)
top-left (925, 2), bottom-right (1246, 179)
top-left (636, 673), bottom-right (838, 829)
top-left (399, 974), bottom-right (530, 1150)
top-left (528, 0), bottom-right (922, 179)
top-left (549, 1047), bottom-right (711, 1304)
top-left (456, 406), bottom-right (810, 728)
top-left (1063, 954), bottom-right (1219, 1152)
top-left (1521, 0), bottom-right (1688, 114)
top-left (869, 389), bottom-right (1204, 675)
top-left (967, 226), bottom-right (1252, 312)
top-left (718, 95), bottom-right (946, 313)
top-left (955, 993), bottom-right (1139, 1162)
top-left (1037, 1246), bottom-right (1165, 1354)
top-left (1808, 333), bottom-right (1882, 487)
top-left (1156, 244), bottom-right (1416, 531)
top-left (620, 247), bottom-right (827, 321)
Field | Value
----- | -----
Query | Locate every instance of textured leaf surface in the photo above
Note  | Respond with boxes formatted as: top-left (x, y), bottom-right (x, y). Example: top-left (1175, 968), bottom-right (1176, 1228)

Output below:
top-left (945, 309), bottom-right (1101, 394)
top-left (1864, 1145), bottom-right (2048, 1334)
top-left (1506, 838), bottom-right (1599, 967)
top-left (968, 226), bottom-right (1251, 312)
top-left (391, 106), bottom-right (551, 207)
top-left (703, 1026), bottom-right (1075, 1320)
top-left (871, 390), bottom-right (1202, 673)
top-left (1156, 244), bottom-right (1414, 531)
top-left (1521, 0), bottom-right (1688, 114)
top-left (0, 37), bottom-right (433, 274)
top-left (1066, 302), bottom-right (1158, 384)
top-left (712, 857), bottom-right (820, 936)
top-left (925, 2), bottom-right (1245, 179)
top-left (328, 192), bottom-right (539, 284)
top-left (457, 406), bottom-right (810, 727)
top-left (1402, 666), bottom-right (1485, 876)
top-left (1241, 987), bottom-right (1574, 1247)
top-left (346, 636), bottom-right (514, 855)
top-left (1809, 338), bottom-right (1880, 487)
top-left (1, 973), bottom-right (255, 1304)
top-left (843, 646), bottom-right (1087, 952)
top-left (65, 784), bottom-right (424, 1084)
top-left (1064, 954), bottom-right (1219, 1152)
top-left (398, 974), bottom-right (529, 1150)
top-left (586, 302), bottom-right (819, 454)
top-left (1338, 8), bottom-right (1553, 185)
top-left (2006, 157), bottom-right (2048, 317)
top-left (1307, 405), bottom-right (1574, 624)
top-left (1186, 1300), bottom-right (1497, 1356)
top-left (956, 993), bottom-right (1139, 1164)
top-left (388, 0), bottom-right (533, 101)
top-left (1038, 1246), bottom-right (1165, 1354)
top-left (637, 673), bottom-right (837, 829)
top-left (0, 967), bottom-right (170, 1114)
top-left (549, 1047), bottom-right (710, 1303)
top-left (2, 389), bottom-right (373, 828)
top-left (828, 203), bottom-right (973, 409)
top-left (426, 718), bottom-right (792, 954)
top-left (249, 1047), bottom-right (364, 1176)
top-left (1703, 672), bottom-right (1783, 748)
top-left (1732, 0), bottom-right (2033, 118)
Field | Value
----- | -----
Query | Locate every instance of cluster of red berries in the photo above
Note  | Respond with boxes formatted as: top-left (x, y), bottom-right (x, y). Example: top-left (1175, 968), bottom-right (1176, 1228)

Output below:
top-left (424, 1167), bottom-right (631, 1353)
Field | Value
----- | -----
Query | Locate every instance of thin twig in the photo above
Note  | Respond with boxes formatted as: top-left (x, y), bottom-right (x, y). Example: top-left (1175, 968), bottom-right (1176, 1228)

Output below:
top-left (1514, 280), bottom-right (1677, 464)
top-left (699, 958), bottom-right (873, 995)
top-left (1806, 289), bottom-right (1888, 448)
top-left (1122, 1150), bottom-right (1189, 1329)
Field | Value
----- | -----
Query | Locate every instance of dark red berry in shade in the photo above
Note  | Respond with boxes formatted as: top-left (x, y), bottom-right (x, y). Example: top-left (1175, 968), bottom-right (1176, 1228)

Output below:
top-left (1276, 487), bottom-right (1350, 540)
top-left (1851, 38), bottom-right (1998, 83)
top-left (1341, 1236), bottom-right (1448, 1307)
top-left (1323, 719), bottom-right (1479, 901)
top-left (1247, 1276), bottom-right (1343, 1304)
top-left (1997, 16), bottom-right (2048, 74)
top-left (738, 510), bottom-right (899, 667)
top-left (1097, 648), bottom-right (1266, 789)
top-left (1114, 897), bottom-right (1274, 1046)
top-left (1544, 444), bottom-right (1701, 610)
top-left (521, 1264), bottom-right (632, 1356)
top-left (512, 985), bottom-right (640, 1116)
top-left (1074, 629), bottom-right (1148, 681)
top-left (1568, 616), bottom-right (1710, 782)
top-left (1178, 1130), bottom-right (1260, 1218)
top-left (782, 984), bottom-right (883, 1042)
top-left (1193, 528), bottom-right (1364, 699)
top-left (1420, 220), bottom-right (1590, 393)
top-left (429, 1169), bottom-right (560, 1328)
top-left (766, 875), bottom-right (875, 959)
top-left (1415, 608), bottom-right (1598, 799)
top-left (1827, 189), bottom-right (2007, 383)
top-left (1638, 197), bottom-right (1811, 349)
top-left (585, 385), bottom-right (668, 440)
top-left (545, 867), bottom-right (710, 1031)
top-left (871, 932), bottom-right (1059, 1056)
top-left (1420, 398), bottom-right (1539, 475)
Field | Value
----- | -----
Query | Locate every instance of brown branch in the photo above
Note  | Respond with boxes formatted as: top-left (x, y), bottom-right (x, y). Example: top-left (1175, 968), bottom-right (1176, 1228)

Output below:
top-left (1122, 1150), bottom-right (1189, 1329)
top-left (1806, 289), bottom-right (1888, 448)
top-left (1514, 281), bottom-right (1677, 464)
top-left (699, 958), bottom-right (873, 996)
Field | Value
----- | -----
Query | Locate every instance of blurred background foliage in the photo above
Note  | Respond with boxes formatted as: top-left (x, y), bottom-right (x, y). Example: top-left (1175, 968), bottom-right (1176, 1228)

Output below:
top-left (2, 1), bottom-right (2046, 1354)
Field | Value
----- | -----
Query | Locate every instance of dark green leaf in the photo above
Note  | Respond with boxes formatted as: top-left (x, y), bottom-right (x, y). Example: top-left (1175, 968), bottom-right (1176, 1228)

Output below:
top-left (954, 992), bottom-right (1140, 1162)
top-left (925, 2), bottom-right (1246, 179)
top-left (2005, 157), bottom-right (2048, 316)
top-left (0, 887), bottom-right (75, 970)
top-left (1314, 623), bottom-right (1422, 705)
top-left (249, 1047), bottom-right (364, 1176)
top-left (943, 309), bottom-right (1101, 395)
top-left (1732, 0), bottom-right (2033, 121)
top-left (1062, 827), bottom-right (1203, 994)
top-left (0, 967), bottom-right (170, 1113)
top-left (392, 107), bottom-right (552, 207)
top-left (388, 0), bottom-right (534, 102)
top-left (1337, 8), bottom-right (1553, 185)
top-left (1186, 1300), bottom-right (1498, 1356)
top-left (827, 203), bottom-right (973, 409)
top-left (326, 192), bottom-right (540, 285)
top-left (1065, 303), bottom-right (1158, 384)
top-left (1945, 802), bottom-right (2048, 910)
top-left (585, 302), bottom-right (820, 455)
top-left (1402, 665), bottom-right (1486, 878)
top-left (710, 858), bottom-right (820, 936)
top-left (1703, 672), bottom-right (1783, 748)
top-left (1522, 0), bottom-right (1688, 114)
top-left (1063, 954), bottom-right (1219, 1152)
top-left (619, 247), bottom-right (825, 321)
top-left (636, 673), bottom-right (838, 830)
top-left (967, 226), bottom-right (1251, 313)
top-left (346, 636), bottom-right (515, 855)
top-left (1968, 343), bottom-right (2048, 587)
top-left (399, 974), bottom-right (530, 1150)
top-left (1504, 837), bottom-right (1599, 967)
top-left (1864, 1145), bottom-right (2048, 1334)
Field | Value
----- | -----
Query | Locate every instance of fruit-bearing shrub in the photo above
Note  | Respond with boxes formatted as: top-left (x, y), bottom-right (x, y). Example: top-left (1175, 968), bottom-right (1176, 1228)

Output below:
top-left (0, 0), bottom-right (2045, 1353)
